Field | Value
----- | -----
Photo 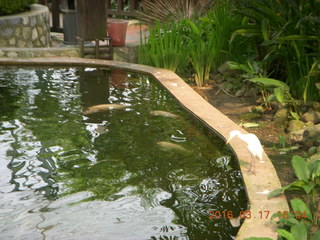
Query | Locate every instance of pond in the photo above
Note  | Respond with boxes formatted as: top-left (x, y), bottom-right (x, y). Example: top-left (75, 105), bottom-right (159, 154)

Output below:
top-left (0, 67), bottom-right (248, 240)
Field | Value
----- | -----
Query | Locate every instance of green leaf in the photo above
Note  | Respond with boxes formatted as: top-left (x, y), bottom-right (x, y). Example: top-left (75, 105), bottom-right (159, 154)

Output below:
top-left (261, 18), bottom-right (269, 41)
top-left (247, 78), bottom-right (289, 90)
top-left (277, 35), bottom-right (319, 41)
top-left (277, 229), bottom-right (295, 240)
top-left (244, 238), bottom-right (273, 240)
top-left (268, 188), bottom-right (284, 198)
top-left (311, 229), bottom-right (320, 240)
top-left (291, 222), bottom-right (307, 240)
top-left (292, 155), bottom-right (310, 182)
top-left (310, 160), bottom-right (320, 180)
top-left (274, 87), bottom-right (284, 104)
top-left (290, 111), bottom-right (300, 120)
top-left (290, 199), bottom-right (313, 222)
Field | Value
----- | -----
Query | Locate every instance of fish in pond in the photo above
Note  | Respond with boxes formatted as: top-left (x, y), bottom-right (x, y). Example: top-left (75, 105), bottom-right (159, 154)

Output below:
top-left (229, 216), bottom-right (241, 227)
top-left (83, 104), bottom-right (127, 115)
top-left (150, 110), bottom-right (179, 118)
top-left (157, 141), bottom-right (191, 154)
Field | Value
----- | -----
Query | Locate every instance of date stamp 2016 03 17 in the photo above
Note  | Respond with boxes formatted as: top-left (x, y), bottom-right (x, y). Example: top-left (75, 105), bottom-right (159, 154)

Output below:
top-left (209, 210), bottom-right (308, 220)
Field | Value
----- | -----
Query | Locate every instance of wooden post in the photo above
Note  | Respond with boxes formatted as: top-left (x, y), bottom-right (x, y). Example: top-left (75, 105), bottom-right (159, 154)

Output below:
top-left (130, 0), bottom-right (138, 12)
top-left (117, 0), bottom-right (124, 11)
top-left (52, 0), bottom-right (61, 32)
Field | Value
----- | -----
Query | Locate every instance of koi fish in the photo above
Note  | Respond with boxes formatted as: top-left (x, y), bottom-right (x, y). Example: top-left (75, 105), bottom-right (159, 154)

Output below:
top-left (83, 104), bottom-right (127, 115)
top-left (156, 141), bottom-right (191, 154)
top-left (150, 110), bottom-right (179, 118)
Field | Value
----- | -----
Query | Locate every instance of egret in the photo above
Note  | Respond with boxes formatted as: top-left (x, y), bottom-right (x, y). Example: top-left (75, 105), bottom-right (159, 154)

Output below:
top-left (226, 130), bottom-right (263, 174)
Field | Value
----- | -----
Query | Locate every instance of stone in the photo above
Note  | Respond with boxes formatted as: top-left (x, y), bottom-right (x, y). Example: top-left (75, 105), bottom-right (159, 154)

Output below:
top-left (218, 61), bottom-right (231, 74)
top-left (275, 108), bottom-right (289, 121)
top-left (8, 18), bottom-right (21, 25)
top-left (309, 153), bottom-right (320, 161)
top-left (9, 38), bottom-right (16, 46)
top-left (0, 39), bottom-right (7, 47)
top-left (17, 40), bottom-right (26, 48)
top-left (37, 25), bottom-right (44, 36)
top-left (22, 27), bottom-right (31, 40)
top-left (235, 88), bottom-right (245, 97)
top-left (1, 26), bottom-right (13, 38)
top-left (302, 124), bottom-right (320, 147)
top-left (244, 87), bottom-right (259, 97)
top-left (32, 28), bottom-right (38, 40)
top-left (287, 120), bottom-right (305, 132)
top-left (30, 17), bottom-right (37, 27)
top-left (308, 146), bottom-right (318, 156)
top-left (22, 17), bottom-right (29, 25)
top-left (311, 102), bottom-right (320, 112)
top-left (15, 27), bottom-right (22, 36)
top-left (7, 52), bottom-right (18, 58)
top-left (288, 129), bottom-right (305, 143)
top-left (301, 111), bottom-right (320, 124)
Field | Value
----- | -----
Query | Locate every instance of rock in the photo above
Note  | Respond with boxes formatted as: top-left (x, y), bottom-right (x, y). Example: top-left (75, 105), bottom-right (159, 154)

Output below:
top-left (244, 87), bottom-right (259, 97)
top-left (235, 88), bottom-right (245, 97)
top-left (218, 61), bottom-right (231, 74)
top-left (274, 108), bottom-right (289, 122)
top-left (309, 153), bottom-right (320, 161)
top-left (287, 120), bottom-right (305, 132)
top-left (288, 129), bottom-right (305, 143)
top-left (311, 102), bottom-right (320, 112)
top-left (301, 111), bottom-right (320, 124)
top-left (302, 124), bottom-right (320, 147)
top-left (308, 146), bottom-right (318, 156)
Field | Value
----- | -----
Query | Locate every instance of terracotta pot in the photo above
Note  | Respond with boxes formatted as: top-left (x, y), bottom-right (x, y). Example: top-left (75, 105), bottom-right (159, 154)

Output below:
top-left (107, 20), bottom-right (128, 47)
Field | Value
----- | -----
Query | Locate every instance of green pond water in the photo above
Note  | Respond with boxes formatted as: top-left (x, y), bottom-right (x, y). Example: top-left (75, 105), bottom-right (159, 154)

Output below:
top-left (0, 67), bottom-right (248, 240)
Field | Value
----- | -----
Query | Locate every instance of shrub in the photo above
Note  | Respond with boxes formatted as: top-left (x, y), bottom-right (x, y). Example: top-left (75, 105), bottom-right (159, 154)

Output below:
top-left (0, 0), bottom-right (36, 16)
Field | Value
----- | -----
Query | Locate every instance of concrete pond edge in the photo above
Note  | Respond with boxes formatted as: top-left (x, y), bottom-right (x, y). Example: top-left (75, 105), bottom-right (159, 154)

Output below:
top-left (0, 57), bottom-right (289, 239)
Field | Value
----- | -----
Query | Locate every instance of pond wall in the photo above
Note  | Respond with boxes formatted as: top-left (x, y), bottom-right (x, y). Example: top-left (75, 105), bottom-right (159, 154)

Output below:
top-left (0, 57), bottom-right (289, 240)
top-left (0, 4), bottom-right (51, 48)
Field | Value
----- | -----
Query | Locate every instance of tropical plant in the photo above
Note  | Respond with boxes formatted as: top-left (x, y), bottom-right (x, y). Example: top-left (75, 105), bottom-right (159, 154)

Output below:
top-left (184, 1), bottom-right (237, 87)
top-left (137, 21), bottom-right (189, 72)
top-left (138, 0), bottom-right (214, 24)
top-left (269, 155), bottom-right (320, 227)
top-left (228, 60), bottom-right (301, 114)
top-left (0, 0), bottom-right (36, 15)
top-left (271, 198), bottom-right (320, 240)
top-left (232, 0), bottom-right (320, 103)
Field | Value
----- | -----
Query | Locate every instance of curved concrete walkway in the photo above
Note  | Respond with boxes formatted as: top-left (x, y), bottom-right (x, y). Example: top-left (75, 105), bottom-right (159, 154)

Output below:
top-left (0, 57), bottom-right (289, 239)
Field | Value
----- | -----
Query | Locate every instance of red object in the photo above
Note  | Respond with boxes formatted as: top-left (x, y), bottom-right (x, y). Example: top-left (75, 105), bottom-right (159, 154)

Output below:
top-left (107, 20), bottom-right (128, 47)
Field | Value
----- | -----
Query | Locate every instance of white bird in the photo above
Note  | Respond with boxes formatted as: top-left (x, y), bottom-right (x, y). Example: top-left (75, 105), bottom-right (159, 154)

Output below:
top-left (226, 130), bottom-right (263, 174)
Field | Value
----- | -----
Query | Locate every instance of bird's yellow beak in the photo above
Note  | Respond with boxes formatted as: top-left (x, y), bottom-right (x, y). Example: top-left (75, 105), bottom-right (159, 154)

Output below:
top-left (226, 137), bottom-right (231, 145)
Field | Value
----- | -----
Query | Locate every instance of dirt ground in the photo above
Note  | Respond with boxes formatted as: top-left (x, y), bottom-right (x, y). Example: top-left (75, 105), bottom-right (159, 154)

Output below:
top-left (193, 85), bottom-right (299, 188)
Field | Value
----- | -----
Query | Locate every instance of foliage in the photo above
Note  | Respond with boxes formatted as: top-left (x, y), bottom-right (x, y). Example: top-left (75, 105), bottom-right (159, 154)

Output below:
top-left (268, 154), bottom-right (320, 239)
top-left (271, 199), bottom-right (320, 240)
top-left (232, 0), bottom-right (320, 103)
top-left (138, 0), bottom-right (214, 24)
top-left (0, 0), bottom-right (36, 16)
top-left (138, 0), bottom-right (240, 87)
top-left (138, 21), bottom-right (189, 72)
top-left (228, 60), bottom-right (301, 114)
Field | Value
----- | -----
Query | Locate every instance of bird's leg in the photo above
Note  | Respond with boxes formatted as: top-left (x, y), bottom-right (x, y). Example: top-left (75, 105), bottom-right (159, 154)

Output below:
top-left (248, 155), bottom-right (256, 175)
